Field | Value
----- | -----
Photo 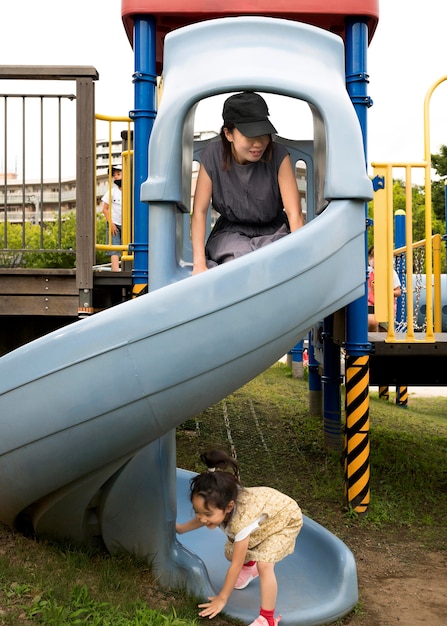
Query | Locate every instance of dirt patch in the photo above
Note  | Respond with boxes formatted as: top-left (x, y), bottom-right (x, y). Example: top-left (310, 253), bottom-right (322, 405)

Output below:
top-left (341, 533), bottom-right (447, 625)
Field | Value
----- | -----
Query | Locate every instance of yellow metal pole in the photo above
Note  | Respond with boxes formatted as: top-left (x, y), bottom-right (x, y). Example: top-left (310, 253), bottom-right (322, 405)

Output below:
top-left (95, 113), bottom-right (133, 259)
top-left (433, 233), bottom-right (442, 332)
top-left (423, 76), bottom-right (447, 340)
top-left (371, 165), bottom-right (388, 325)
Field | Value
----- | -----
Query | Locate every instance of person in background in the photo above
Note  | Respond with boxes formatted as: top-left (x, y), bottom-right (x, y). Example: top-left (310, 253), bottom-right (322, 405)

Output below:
top-left (176, 449), bottom-right (303, 626)
top-left (368, 245), bottom-right (401, 332)
top-left (101, 164), bottom-right (122, 272)
top-left (191, 92), bottom-right (305, 275)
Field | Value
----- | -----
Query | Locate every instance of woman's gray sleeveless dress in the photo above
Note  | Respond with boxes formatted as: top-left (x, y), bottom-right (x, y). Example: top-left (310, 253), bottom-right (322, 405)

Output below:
top-left (200, 141), bottom-right (291, 267)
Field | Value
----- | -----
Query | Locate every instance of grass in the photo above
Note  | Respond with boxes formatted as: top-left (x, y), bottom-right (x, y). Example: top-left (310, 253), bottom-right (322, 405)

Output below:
top-left (0, 538), bottom-right (200, 625)
top-left (0, 362), bottom-right (446, 624)
top-left (176, 363), bottom-right (447, 543)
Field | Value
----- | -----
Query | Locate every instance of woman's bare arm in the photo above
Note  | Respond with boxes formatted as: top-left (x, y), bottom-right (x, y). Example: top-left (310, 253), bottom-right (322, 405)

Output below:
top-left (191, 164), bottom-right (213, 275)
top-left (278, 155), bottom-right (305, 232)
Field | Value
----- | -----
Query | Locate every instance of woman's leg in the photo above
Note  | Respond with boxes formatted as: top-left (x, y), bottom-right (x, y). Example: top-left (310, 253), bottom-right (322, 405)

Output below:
top-left (250, 224), bottom-right (289, 250)
top-left (206, 230), bottom-right (253, 264)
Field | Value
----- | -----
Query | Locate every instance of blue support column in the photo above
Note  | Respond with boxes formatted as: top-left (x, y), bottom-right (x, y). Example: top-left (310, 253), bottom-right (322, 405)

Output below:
top-left (345, 18), bottom-right (371, 358)
top-left (289, 339), bottom-right (305, 378)
top-left (394, 209), bottom-right (406, 325)
top-left (307, 333), bottom-right (322, 417)
top-left (320, 18), bottom-right (374, 454)
top-left (321, 317), bottom-right (343, 450)
top-left (343, 19), bottom-right (372, 515)
top-left (130, 16), bottom-right (157, 295)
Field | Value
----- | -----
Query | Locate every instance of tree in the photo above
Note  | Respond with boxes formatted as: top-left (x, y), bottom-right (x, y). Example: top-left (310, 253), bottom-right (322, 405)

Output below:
top-left (431, 144), bottom-right (447, 223)
top-left (0, 212), bottom-right (108, 269)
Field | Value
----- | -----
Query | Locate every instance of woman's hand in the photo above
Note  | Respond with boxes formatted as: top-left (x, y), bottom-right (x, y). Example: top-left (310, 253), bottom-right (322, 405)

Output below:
top-left (192, 263), bottom-right (208, 276)
top-left (198, 595), bottom-right (227, 619)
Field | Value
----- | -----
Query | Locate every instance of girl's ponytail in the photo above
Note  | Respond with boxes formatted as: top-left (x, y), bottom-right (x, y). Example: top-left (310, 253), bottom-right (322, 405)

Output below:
top-left (190, 449), bottom-right (240, 511)
top-left (200, 449), bottom-right (240, 480)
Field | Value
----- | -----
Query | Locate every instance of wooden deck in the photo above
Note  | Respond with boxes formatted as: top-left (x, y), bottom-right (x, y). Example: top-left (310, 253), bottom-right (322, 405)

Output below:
top-left (0, 268), bottom-right (78, 317)
top-left (0, 268), bottom-right (132, 316)
top-left (369, 332), bottom-right (447, 386)
top-left (0, 268), bottom-right (132, 356)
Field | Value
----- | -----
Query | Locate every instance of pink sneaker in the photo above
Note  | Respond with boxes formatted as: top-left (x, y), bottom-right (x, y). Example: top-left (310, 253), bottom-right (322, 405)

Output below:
top-left (248, 617), bottom-right (268, 626)
top-left (248, 616), bottom-right (282, 626)
top-left (234, 562), bottom-right (259, 589)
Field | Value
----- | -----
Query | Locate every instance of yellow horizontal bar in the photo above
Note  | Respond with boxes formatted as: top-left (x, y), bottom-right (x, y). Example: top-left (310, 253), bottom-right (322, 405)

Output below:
top-left (371, 161), bottom-right (427, 168)
top-left (96, 113), bottom-right (132, 122)
top-left (95, 244), bottom-right (129, 251)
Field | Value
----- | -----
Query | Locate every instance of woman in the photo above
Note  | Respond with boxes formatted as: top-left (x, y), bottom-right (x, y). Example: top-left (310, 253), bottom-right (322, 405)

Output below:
top-left (191, 92), bottom-right (305, 275)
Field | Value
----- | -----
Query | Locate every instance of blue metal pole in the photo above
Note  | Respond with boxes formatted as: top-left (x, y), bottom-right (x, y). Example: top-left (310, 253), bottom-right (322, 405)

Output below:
top-left (343, 19), bottom-right (372, 515)
top-left (289, 339), bottom-right (304, 378)
top-left (394, 209), bottom-right (406, 325)
top-left (321, 317), bottom-right (343, 451)
top-left (130, 16), bottom-right (157, 294)
top-left (345, 19), bottom-right (371, 355)
top-left (307, 332), bottom-right (322, 417)
top-left (321, 19), bottom-right (371, 452)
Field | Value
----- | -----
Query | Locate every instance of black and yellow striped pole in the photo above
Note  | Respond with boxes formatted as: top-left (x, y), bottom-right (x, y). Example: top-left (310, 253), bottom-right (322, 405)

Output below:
top-left (344, 354), bottom-right (370, 515)
top-left (396, 385), bottom-right (408, 407)
top-left (378, 385), bottom-right (389, 401)
top-left (132, 283), bottom-right (148, 298)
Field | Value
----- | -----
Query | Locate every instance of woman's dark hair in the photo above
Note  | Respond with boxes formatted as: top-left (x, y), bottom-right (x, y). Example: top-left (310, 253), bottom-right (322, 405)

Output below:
top-left (220, 123), bottom-right (273, 170)
top-left (189, 449), bottom-right (240, 511)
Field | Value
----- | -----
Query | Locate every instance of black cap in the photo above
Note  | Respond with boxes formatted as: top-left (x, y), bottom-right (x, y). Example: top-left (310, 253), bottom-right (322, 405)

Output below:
top-left (222, 92), bottom-right (277, 138)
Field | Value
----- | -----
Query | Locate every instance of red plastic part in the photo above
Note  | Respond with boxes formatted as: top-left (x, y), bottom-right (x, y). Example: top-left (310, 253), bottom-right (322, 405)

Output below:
top-left (121, 0), bottom-right (379, 73)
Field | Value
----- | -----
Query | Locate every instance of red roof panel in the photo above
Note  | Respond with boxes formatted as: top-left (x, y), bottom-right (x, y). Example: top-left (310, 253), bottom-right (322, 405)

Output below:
top-left (121, 0), bottom-right (379, 73)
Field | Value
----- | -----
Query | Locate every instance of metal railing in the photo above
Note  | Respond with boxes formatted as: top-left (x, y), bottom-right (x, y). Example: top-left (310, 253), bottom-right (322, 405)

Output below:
top-left (393, 234), bottom-right (443, 338)
top-left (370, 76), bottom-right (447, 343)
top-left (0, 91), bottom-right (77, 253)
top-left (371, 161), bottom-right (442, 342)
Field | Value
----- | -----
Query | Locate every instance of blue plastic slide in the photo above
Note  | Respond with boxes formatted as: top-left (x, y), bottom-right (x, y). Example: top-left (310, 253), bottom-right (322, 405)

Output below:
top-left (0, 16), bottom-right (372, 626)
top-left (0, 199), bottom-right (364, 625)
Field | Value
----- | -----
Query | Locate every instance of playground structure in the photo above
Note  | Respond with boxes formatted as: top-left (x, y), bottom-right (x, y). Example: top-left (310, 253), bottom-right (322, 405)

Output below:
top-left (368, 74), bottom-right (447, 388)
top-left (1, 1), bottom-right (447, 624)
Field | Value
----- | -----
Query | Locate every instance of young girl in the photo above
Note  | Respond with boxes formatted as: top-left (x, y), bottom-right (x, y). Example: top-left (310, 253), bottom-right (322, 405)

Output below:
top-left (191, 91), bottom-right (305, 275)
top-left (176, 449), bottom-right (303, 626)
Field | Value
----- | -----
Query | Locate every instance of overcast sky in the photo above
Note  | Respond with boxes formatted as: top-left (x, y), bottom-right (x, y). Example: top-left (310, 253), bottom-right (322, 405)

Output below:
top-left (2, 0), bottom-right (447, 177)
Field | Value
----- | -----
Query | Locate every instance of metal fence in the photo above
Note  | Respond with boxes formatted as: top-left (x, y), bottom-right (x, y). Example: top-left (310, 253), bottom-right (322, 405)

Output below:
top-left (0, 90), bottom-right (77, 257)
top-left (0, 66), bottom-right (98, 309)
